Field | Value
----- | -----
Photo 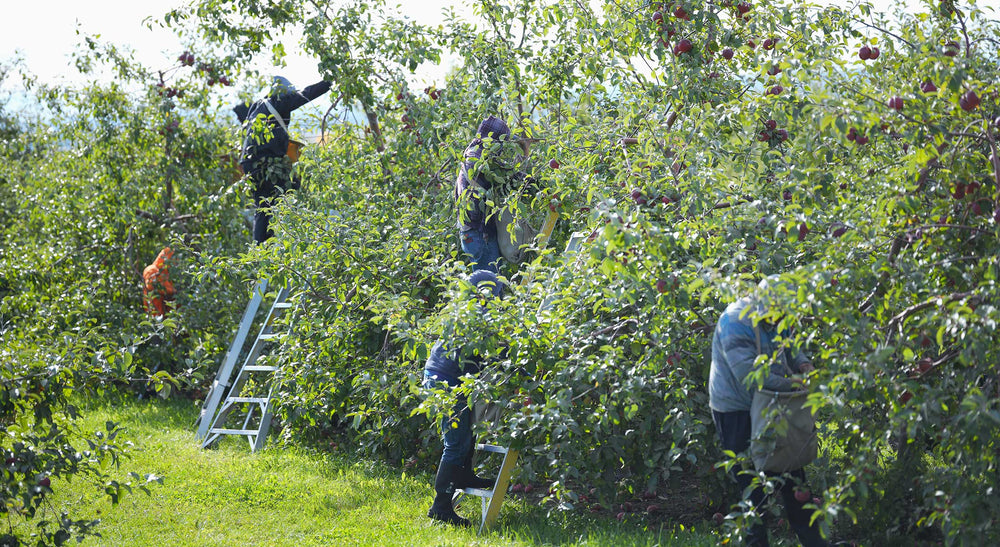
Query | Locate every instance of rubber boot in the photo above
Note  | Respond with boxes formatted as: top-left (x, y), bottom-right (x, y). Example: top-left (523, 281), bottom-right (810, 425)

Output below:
top-left (461, 444), bottom-right (495, 490)
top-left (428, 462), bottom-right (470, 527)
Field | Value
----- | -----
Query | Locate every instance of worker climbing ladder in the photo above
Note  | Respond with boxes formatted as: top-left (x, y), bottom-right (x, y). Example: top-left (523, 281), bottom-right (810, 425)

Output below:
top-left (451, 210), bottom-right (587, 534)
top-left (196, 279), bottom-right (295, 452)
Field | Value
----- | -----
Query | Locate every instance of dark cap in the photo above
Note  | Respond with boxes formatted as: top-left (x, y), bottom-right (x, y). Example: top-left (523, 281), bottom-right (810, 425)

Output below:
top-left (476, 116), bottom-right (511, 141)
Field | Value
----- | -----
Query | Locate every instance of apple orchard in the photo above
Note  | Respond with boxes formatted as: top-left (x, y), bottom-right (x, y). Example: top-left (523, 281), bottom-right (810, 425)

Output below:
top-left (1, 0), bottom-right (999, 545)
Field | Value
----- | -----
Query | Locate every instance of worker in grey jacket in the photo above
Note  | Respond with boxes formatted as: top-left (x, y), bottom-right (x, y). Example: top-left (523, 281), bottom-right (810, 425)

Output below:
top-left (709, 276), bottom-right (827, 547)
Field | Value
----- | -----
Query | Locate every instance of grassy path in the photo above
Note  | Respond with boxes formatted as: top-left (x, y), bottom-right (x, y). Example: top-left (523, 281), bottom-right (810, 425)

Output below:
top-left (29, 398), bottom-right (717, 546)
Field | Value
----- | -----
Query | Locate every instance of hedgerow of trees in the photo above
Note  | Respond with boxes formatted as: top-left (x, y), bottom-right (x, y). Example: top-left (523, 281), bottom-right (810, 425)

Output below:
top-left (1, 0), bottom-right (999, 544)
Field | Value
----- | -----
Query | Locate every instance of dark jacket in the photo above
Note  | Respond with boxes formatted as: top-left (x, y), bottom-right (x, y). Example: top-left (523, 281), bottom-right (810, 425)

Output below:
top-left (236, 80), bottom-right (332, 172)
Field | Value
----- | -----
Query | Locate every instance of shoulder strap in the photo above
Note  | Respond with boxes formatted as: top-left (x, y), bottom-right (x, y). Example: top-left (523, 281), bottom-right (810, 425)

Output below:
top-left (262, 99), bottom-right (290, 135)
top-left (754, 325), bottom-right (793, 377)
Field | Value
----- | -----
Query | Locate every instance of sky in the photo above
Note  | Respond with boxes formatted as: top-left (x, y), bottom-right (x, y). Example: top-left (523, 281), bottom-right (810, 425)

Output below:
top-left (1, 0), bottom-right (467, 92)
top-left (4, 0), bottom-right (999, 89)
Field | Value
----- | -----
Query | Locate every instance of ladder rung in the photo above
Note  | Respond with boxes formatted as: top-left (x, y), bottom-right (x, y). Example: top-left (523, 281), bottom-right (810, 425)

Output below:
top-left (476, 444), bottom-right (509, 454)
top-left (243, 365), bottom-right (279, 372)
top-left (272, 302), bottom-right (293, 309)
top-left (210, 428), bottom-right (261, 436)
top-left (258, 333), bottom-right (285, 341)
top-left (226, 397), bottom-right (269, 404)
top-left (458, 487), bottom-right (494, 498)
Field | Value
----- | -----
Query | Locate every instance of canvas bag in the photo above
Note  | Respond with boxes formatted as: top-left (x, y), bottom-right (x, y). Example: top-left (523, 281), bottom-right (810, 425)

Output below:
top-left (749, 327), bottom-right (818, 473)
top-left (461, 163), bottom-right (538, 264)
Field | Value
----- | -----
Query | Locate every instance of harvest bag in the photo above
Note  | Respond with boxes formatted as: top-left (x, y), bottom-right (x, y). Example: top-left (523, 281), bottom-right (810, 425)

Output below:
top-left (749, 327), bottom-right (818, 473)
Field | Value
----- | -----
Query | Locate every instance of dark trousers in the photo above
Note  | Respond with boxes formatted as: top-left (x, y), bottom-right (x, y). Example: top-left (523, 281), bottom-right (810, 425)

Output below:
top-left (248, 157), bottom-right (295, 244)
top-left (713, 410), bottom-right (827, 547)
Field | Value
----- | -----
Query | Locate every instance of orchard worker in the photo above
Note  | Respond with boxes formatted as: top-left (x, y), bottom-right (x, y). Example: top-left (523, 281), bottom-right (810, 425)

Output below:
top-left (709, 276), bottom-right (827, 547)
top-left (423, 270), bottom-right (506, 527)
top-left (455, 116), bottom-right (533, 272)
top-left (142, 247), bottom-right (176, 317)
top-left (234, 76), bottom-right (332, 244)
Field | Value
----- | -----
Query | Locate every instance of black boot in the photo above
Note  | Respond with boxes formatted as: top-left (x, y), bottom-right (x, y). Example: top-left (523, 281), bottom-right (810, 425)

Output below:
top-left (461, 445), bottom-right (495, 490)
top-left (428, 462), bottom-right (470, 527)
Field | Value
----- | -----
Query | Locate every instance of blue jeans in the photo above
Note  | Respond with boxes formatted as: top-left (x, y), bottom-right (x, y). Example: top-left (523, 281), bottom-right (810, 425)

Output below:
top-left (459, 227), bottom-right (501, 273)
top-left (423, 371), bottom-right (473, 466)
top-left (713, 410), bottom-right (827, 547)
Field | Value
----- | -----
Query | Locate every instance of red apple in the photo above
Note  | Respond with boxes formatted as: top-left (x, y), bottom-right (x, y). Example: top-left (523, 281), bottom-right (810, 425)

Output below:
top-left (747, 39), bottom-right (756, 49)
top-left (869, 46), bottom-right (880, 59)
top-left (797, 223), bottom-right (809, 241)
top-left (722, 47), bottom-right (734, 60)
top-left (846, 127), bottom-right (857, 141)
top-left (549, 158), bottom-right (560, 169)
top-left (673, 5), bottom-right (689, 20)
top-left (675, 39), bottom-right (693, 55)
top-left (39, 477), bottom-right (51, 488)
top-left (652, 11), bottom-right (664, 25)
top-left (855, 135), bottom-right (869, 145)
top-left (512, 483), bottom-right (524, 493)
top-left (656, 279), bottom-right (669, 293)
top-left (736, 2), bottom-right (751, 15)
top-left (899, 390), bottom-right (913, 404)
top-left (762, 38), bottom-right (776, 50)
top-left (713, 512), bottom-right (725, 525)
top-left (858, 45), bottom-right (871, 60)
top-left (943, 41), bottom-right (960, 57)
top-left (887, 96), bottom-right (904, 111)
top-left (646, 504), bottom-right (660, 513)
top-left (768, 64), bottom-right (781, 76)
top-left (765, 119), bottom-right (777, 130)
top-left (783, 189), bottom-right (792, 201)
top-left (776, 129), bottom-right (788, 141)
top-left (617, 511), bottom-right (626, 520)
top-left (768, 85), bottom-right (783, 95)
top-left (920, 80), bottom-right (937, 93)
top-left (794, 489), bottom-right (810, 503)
top-left (832, 225), bottom-right (847, 238)
top-left (758, 131), bottom-right (770, 142)
top-left (959, 90), bottom-right (980, 111)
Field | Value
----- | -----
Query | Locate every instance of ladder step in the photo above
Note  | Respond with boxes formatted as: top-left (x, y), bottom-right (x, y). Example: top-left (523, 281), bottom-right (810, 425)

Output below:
top-left (272, 302), bottom-right (293, 309)
top-left (226, 397), bottom-right (269, 404)
top-left (258, 333), bottom-right (285, 341)
top-left (243, 365), bottom-right (279, 372)
top-left (476, 444), bottom-right (509, 454)
top-left (458, 487), bottom-right (495, 498)
top-left (209, 428), bottom-right (261, 436)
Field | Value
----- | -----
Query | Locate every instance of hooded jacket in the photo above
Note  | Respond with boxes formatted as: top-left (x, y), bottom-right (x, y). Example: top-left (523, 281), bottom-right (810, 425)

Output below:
top-left (424, 271), bottom-right (506, 382)
top-left (235, 80), bottom-right (332, 173)
top-left (708, 296), bottom-right (810, 413)
top-left (455, 116), bottom-right (516, 232)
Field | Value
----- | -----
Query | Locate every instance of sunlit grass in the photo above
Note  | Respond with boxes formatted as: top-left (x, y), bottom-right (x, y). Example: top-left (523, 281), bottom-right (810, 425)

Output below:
top-left (19, 397), bottom-right (719, 546)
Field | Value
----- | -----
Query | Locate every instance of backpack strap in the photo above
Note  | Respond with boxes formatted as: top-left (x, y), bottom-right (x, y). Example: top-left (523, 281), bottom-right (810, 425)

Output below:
top-left (262, 99), bottom-right (290, 135)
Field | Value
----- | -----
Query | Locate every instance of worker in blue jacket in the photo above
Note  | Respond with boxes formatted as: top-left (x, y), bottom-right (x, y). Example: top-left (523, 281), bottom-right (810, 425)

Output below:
top-left (709, 276), bottom-right (827, 547)
top-left (234, 76), bottom-right (331, 243)
top-left (423, 270), bottom-right (506, 526)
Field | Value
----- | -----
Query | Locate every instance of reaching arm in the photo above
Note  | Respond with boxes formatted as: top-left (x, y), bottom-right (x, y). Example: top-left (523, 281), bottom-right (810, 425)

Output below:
top-left (272, 80), bottom-right (333, 114)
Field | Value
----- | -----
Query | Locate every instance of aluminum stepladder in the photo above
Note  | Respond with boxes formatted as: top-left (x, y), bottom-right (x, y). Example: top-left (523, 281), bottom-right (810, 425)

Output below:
top-left (451, 210), bottom-right (576, 534)
top-left (196, 278), bottom-right (294, 452)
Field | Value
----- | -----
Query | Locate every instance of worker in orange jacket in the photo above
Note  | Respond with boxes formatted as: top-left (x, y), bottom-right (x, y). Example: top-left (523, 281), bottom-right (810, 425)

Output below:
top-left (143, 247), bottom-right (176, 317)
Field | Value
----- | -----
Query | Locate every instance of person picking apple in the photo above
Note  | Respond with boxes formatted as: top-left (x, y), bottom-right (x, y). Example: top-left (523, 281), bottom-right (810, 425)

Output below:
top-left (234, 76), bottom-right (332, 244)
top-left (422, 270), bottom-right (507, 527)
top-left (455, 116), bottom-right (538, 273)
top-left (708, 275), bottom-right (827, 547)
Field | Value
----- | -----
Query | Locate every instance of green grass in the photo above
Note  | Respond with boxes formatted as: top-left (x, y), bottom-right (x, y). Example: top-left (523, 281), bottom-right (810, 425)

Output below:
top-left (22, 398), bottom-right (719, 546)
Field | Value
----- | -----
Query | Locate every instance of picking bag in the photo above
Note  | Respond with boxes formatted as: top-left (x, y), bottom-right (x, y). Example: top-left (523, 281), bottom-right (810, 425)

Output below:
top-left (749, 326), bottom-right (818, 473)
top-left (750, 388), bottom-right (818, 472)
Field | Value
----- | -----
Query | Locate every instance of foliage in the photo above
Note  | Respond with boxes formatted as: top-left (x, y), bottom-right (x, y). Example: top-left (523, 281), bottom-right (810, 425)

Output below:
top-left (2, 0), bottom-right (999, 545)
